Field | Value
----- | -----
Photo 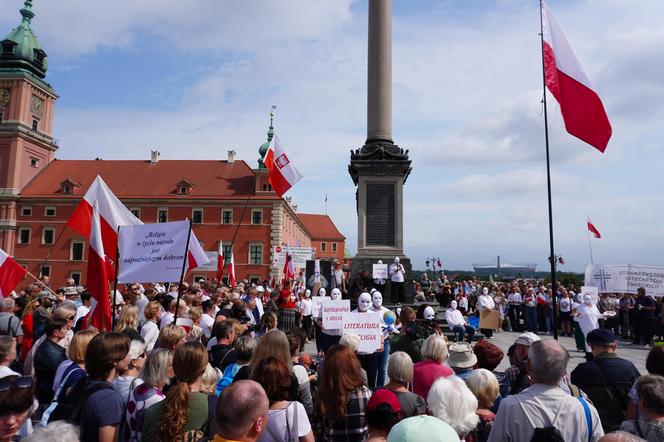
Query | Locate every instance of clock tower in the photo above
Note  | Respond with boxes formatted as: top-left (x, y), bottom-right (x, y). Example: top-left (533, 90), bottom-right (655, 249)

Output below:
top-left (0, 0), bottom-right (58, 253)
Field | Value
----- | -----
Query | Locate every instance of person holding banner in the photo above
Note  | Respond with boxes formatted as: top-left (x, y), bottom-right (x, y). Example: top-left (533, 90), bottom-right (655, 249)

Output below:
top-left (318, 288), bottom-right (343, 354)
top-left (352, 293), bottom-right (380, 389)
top-left (370, 291), bottom-right (390, 388)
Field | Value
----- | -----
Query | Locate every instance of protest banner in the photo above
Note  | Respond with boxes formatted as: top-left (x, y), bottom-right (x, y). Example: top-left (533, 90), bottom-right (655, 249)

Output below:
top-left (192, 251), bottom-right (218, 272)
top-left (580, 286), bottom-right (599, 304)
top-left (479, 310), bottom-right (500, 330)
top-left (118, 220), bottom-right (190, 283)
top-left (273, 246), bottom-right (315, 268)
top-left (322, 299), bottom-right (350, 329)
top-left (342, 312), bottom-right (382, 353)
top-left (585, 264), bottom-right (664, 297)
top-left (312, 296), bottom-right (325, 317)
top-left (373, 263), bottom-right (388, 280)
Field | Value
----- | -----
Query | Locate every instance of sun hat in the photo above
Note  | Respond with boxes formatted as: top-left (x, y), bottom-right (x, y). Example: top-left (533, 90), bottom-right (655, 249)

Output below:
top-left (448, 342), bottom-right (477, 369)
top-left (387, 415), bottom-right (458, 442)
top-left (515, 332), bottom-right (541, 347)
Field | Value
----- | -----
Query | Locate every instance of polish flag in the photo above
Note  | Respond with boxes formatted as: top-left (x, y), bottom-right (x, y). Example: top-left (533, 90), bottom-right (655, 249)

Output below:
top-left (283, 245), bottom-right (295, 281)
top-left (68, 176), bottom-right (208, 276)
top-left (587, 218), bottom-right (601, 239)
top-left (263, 134), bottom-right (303, 197)
top-left (86, 204), bottom-right (112, 331)
top-left (216, 240), bottom-right (225, 282)
top-left (0, 248), bottom-right (27, 298)
top-left (542, 2), bottom-right (612, 153)
top-left (227, 252), bottom-right (236, 288)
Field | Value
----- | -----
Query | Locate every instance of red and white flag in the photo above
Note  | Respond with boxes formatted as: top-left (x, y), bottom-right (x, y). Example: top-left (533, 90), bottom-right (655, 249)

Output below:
top-left (68, 175), bottom-right (208, 276)
top-left (587, 218), bottom-right (601, 238)
top-left (263, 134), bottom-right (303, 197)
top-left (283, 245), bottom-right (295, 281)
top-left (86, 204), bottom-right (112, 331)
top-left (227, 252), bottom-right (236, 288)
top-left (542, 2), bottom-right (612, 153)
top-left (216, 240), bottom-right (225, 283)
top-left (0, 248), bottom-right (26, 297)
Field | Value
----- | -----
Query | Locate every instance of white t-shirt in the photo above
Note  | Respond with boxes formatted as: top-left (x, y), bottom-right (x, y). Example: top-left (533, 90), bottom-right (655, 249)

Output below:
top-left (389, 263), bottom-right (405, 283)
top-left (508, 293), bottom-right (522, 304)
top-left (200, 313), bottom-right (215, 339)
top-left (258, 401), bottom-right (311, 442)
top-left (141, 320), bottom-right (160, 352)
top-left (300, 299), bottom-right (313, 316)
top-left (160, 311), bottom-right (174, 329)
top-left (559, 297), bottom-right (572, 313)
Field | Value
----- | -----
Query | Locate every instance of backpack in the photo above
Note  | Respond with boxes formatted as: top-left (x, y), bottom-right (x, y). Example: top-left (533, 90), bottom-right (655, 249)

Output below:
top-left (46, 377), bottom-right (113, 425)
top-left (516, 394), bottom-right (593, 442)
top-left (216, 363), bottom-right (241, 396)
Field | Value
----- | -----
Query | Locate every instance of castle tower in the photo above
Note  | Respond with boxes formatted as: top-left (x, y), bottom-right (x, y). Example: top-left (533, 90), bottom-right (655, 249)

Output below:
top-left (0, 0), bottom-right (58, 252)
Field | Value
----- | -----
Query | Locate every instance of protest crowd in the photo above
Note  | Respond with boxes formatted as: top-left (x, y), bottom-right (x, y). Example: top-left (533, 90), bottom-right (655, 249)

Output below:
top-left (1, 270), bottom-right (663, 442)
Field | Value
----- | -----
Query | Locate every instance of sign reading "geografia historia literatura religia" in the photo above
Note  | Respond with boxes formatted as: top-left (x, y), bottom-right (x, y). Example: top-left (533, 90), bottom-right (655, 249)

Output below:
top-left (342, 312), bottom-right (382, 352)
top-left (118, 220), bottom-right (190, 283)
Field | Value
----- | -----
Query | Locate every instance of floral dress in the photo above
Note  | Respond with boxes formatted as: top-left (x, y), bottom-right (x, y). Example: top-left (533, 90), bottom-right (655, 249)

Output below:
top-left (123, 382), bottom-right (165, 442)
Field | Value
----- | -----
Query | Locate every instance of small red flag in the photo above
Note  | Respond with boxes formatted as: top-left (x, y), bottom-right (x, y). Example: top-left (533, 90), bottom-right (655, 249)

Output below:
top-left (587, 219), bottom-right (601, 239)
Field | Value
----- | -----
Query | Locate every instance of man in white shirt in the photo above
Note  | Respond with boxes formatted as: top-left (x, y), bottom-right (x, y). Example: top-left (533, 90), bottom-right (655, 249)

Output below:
top-left (478, 287), bottom-right (496, 338)
top-left (389, 257), bottom-right (405, 304)
top-left (331, 259), bottom-right (346, 294)
top-left (445, 300), bottom-right (475, 343)
top-left (508, 289), bottom-right (523, 332)
top-left (488, 340), bottom-right (604, 442)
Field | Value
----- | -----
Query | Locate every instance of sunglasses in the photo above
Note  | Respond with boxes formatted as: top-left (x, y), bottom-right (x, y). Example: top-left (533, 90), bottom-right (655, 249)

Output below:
top-left (0, 376), bottom-right (33, 392)
top-left (67, 315), bottom-right (76, 321)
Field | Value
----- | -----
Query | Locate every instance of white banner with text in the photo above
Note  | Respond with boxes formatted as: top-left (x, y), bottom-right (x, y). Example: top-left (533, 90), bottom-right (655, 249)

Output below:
top-left (584, 264), bottom-right (664, 297)
top-left (342, 312), bottom-right (382, 353)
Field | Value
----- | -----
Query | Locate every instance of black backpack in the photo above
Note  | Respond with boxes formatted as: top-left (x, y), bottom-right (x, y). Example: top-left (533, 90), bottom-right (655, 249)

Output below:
top-left (47, 377), bottom-right (113, 424)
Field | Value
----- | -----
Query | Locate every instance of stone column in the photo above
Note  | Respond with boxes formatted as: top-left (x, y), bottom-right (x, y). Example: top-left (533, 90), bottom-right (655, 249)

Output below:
top-left (367, 0), bottom-right (392, 144)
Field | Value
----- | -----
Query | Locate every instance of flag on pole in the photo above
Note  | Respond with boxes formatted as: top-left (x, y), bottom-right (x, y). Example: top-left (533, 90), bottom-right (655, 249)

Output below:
top-left (541, 2), bottom-right (612, 153)
top-left (587, 218), bottom-right (601, 238)
top-left (437, 259), bottom-right (442, 269)
top-left (283, 245), bottom-right (295, 281)
top-left (228, 252), bottom-right (236, 288)
top-left (68, 175), bottom-right (208, 277)
top-left (0, 248), bottom-right (26, 297)
top-left (263, 134), bottom-right (303, 197)
top-left (87, 204), bottom-right (112, 331)
top-left (216, 240), bottom-right (224, 282)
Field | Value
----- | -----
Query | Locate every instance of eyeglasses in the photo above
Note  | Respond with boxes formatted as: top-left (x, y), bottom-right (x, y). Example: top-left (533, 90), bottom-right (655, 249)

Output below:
top-left (0, 376), bottom-right (33, 392)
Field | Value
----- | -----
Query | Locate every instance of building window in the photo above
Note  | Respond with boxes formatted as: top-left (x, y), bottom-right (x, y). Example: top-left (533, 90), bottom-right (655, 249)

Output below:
top-left (321, 242), bottom-right (327, 252)
top-left (222, 209), bottom-right (232, 224)
top-left (42, 228), bottom-right (55, 245)
top-left (70, 272), bottom-right (81, 285)
top-left (223, 245), bottom-right (232, 265)
top-left (251, 209), bottom-right (263, 225)
top-left (62, 185), bottom-right (73, 194)
top-left (332, 242), bottom-right (337, 253)
top-left (192, 209), bottom-right (203, 224)
top-left (32, 119), bottom-right (38, 131)
top-left (157, 209), bottom-right (168, 223)
top-left (249, 244), bottom-right (263, 265)
top-left (18, 228), bottom-right (30, 244)
top-left (130, 208), bottom-right (140, 219)
top-left (249, 276), bottom-right (260, 284)
top-left (44, 206), bottom-right (56, 217)
top-left (178, 186), bottom-right (188, 195)
top-left (30, 157), bottom-right (38, 168)
top-left (20, 207), bottom-right (32, 216)
top-left (0, 112), bottom-right (3, 123)
top-left (262, 184), bottom-right (272, 191)
top-left (40, 265), bottom-right (51, 278)
top-left (71, 241), bottom-right (84, 261)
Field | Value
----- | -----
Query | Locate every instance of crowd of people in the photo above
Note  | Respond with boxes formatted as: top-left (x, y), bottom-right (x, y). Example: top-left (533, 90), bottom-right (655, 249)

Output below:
top-left (0, 273), bottom-right (663, 442)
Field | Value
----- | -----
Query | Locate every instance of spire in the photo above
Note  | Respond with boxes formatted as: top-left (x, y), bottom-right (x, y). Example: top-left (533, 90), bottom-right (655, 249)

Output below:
top-left (1, 0), bottom-right (50, 79)
top-left (20, 0), bottom-right (35, 28)
top-left (258, 105), bottom-right (277, 168)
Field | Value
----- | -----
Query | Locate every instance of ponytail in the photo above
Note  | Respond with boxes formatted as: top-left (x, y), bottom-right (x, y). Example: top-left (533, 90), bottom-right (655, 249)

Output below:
top-left (157, 382), bottom-right (191, 441)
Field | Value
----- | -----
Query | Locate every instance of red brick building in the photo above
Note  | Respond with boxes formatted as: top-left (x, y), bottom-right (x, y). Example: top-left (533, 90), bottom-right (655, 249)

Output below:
top-left (0, 2), bottom-right (345, 287)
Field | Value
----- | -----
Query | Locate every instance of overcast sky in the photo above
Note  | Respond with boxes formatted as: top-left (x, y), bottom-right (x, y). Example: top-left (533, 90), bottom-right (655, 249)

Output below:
top-left (5, 0), bottom-right (663, 272)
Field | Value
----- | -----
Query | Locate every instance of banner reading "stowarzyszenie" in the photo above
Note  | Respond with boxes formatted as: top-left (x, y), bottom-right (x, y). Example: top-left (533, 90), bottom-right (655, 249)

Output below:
top-left (118, 220), bottom-right (190, 283)
top-left (585, 264), bottom-right (664, 297)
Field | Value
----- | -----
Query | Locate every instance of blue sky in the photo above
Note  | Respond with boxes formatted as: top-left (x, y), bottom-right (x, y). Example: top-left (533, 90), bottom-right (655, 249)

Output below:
top-left (3, 0), bottom-right (663, 272)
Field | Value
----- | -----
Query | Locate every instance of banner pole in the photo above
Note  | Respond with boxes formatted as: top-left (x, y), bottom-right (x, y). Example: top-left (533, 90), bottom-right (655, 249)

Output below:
top-left (540, 0), bottom-right (558, 340)
top-left (24, 271), bottom-right (58, 297)
top-left (174, 219), bottom-right (193, 325)
top-left (111, 226), bottom-right (121, 331)
top-left (587, 225), bottom-right (594, 265)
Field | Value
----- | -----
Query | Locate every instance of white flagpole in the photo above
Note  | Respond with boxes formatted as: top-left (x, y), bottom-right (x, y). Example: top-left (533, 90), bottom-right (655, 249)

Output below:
top-left (586, 218), bottom-right (594, 264)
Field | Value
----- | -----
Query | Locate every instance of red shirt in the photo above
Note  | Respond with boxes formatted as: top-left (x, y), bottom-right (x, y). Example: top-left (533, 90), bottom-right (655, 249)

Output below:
top-left (279, 289), bottom-right (296, 309)
top-left (412, 359), bottom-right (454, 401)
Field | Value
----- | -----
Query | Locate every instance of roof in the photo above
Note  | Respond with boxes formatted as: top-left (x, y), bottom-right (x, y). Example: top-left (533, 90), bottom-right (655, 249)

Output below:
top-left (298, 213), bottom-right (345, 241)
top-left (20, 159), bottom-right (276, 200)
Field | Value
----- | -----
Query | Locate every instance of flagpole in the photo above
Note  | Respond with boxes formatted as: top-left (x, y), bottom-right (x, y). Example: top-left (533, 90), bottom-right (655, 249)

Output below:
top-left (24, 271), bottom-right (58, 297)
top-left (540, 0), bottom-right (558, 340)
top-left (174, 219), bottom-right (193, 325)
top-left (111, 226), bottom-right (121, 330)
top-left (587, 225), bottom-right (595, 264)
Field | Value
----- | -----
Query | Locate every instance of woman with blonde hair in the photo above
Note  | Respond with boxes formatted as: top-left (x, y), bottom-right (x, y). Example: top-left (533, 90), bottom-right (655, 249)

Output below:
top-left (154, 324), bottom-right (186, 351)
top-left (142, 342), bottom-right (215, 441)
top-left (141, 301), bottom-right (161, 352)
top-left (465, 369), bottom-right (500, 441)
top-left (115, 305), bottom-right (142, 342)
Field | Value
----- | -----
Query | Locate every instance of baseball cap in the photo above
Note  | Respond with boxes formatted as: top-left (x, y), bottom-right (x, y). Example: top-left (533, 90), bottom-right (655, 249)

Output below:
top-left (586, 328), bottom-right (616, 345)
top-left (367, 388), bottom-right (401, 413)
top-left (256, 286), bottom-right (265, 293)
top-left (515, 332), bottom-right (541, 347)
top-left (387, 416), bottom-right (457, 442)
top-left (448, 342), bottom-right (477, 369)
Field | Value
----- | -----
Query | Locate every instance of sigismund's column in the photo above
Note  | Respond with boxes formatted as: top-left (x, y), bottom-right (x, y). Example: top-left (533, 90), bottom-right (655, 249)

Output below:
top-left (349, 0), bottom-right (412, 304)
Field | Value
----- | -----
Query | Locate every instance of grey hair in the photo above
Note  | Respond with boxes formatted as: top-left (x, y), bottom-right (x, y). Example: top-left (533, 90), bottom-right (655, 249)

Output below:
top-left (421, 334), bottom-right (449, 363)
top-left (598, 431), bottom-right (646, 442)
top-left (339, 333), bottom-right (360, 353)
top-left (53, 302), bottom-right (77, 318)
top-left (427, 376), bottom-right (479, 436)
top-left (636, 374), bottom-right (664, 415)
top-left (1, 297), bottom-right (14, 310)
top-left (23, 421), bottom-right (80, 441)
top-left (234, 335), bottom-right (257, 362)
top-left (528, 340), bottom-right (568, 385)
top-left (139, 348), bottom-right (172, 387)
top-left (387, 351), bottom-right (414, 384)
top-left (128, 339), bottom-right (146, 360)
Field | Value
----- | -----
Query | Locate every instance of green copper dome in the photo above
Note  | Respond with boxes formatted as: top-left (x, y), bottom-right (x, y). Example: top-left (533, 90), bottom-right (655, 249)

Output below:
top-left (0, 0), bottom-right (48, 79)
top-left (258, 108), bottom-right (275, 169)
